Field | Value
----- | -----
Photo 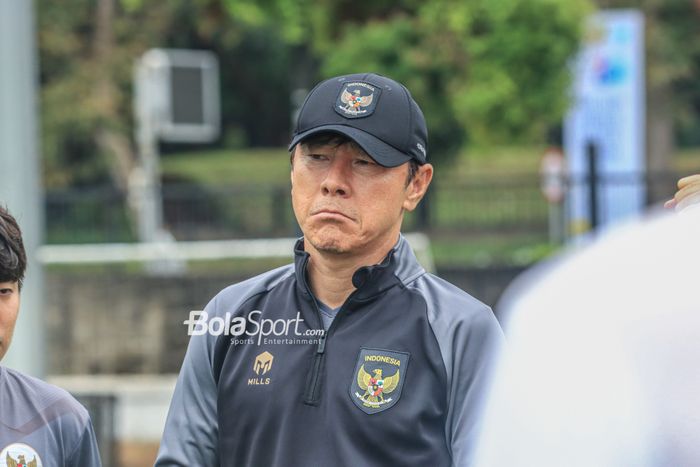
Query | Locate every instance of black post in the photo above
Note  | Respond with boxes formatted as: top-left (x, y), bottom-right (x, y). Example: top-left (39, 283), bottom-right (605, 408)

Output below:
top-left (271, 186), bottom-right (288, 234)
top-left (586, 141), bottom-right (599, 230)
top-left (417, 183), bottom-right (432, 230)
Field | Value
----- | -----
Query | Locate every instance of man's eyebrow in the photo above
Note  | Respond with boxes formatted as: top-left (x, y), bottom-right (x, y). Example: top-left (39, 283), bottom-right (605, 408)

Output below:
top-left (300, 141), bottom-right (371, 159)
top-left (302, 142), bottom-right (335, 151)
top-left (298, 144), bottom-right (321, 153)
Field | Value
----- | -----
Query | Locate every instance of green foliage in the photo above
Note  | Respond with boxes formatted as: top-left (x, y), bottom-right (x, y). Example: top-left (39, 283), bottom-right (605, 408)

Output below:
top-left (39, 0), bottom-right (107, 187)
top-left (322, 16), bottom-right (466, 162)
top-left (224, 0), bottom-right (417, 50)
top-left (39, 0), bottom-right (172, 187)
top-left (322, 0), bottom-right (590, 162)
top-left (451, 0), bottom-right (590, 143)
top-left (40, 0), bottom-right (592, 188)
top-left (225, 0), bottom-right (591, 162)
top-left (38, 0), bottom-right (292, 188)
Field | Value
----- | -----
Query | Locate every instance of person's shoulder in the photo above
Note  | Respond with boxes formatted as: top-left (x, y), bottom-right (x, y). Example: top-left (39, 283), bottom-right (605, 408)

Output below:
top-left (208, 263), bottom-right (295, 311)
top-left (406, 272), bottom-right (495, 327)
top-left (405, 274), bottom-right (503, 371)
top-left (1, 366), bottom-right (90, 430)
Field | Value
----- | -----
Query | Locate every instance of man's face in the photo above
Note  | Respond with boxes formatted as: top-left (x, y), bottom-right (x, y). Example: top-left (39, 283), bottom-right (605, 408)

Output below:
top-left (291, 141), bottom-right (432, 255)
top-left (0, 281), bottom-right (20, 361)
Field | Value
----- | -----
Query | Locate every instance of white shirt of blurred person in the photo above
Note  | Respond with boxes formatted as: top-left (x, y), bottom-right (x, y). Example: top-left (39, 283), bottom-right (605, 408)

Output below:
top-left (474, 178), bottom-right (700, 467)
top-left (0, 206), bottom-right (102, 467)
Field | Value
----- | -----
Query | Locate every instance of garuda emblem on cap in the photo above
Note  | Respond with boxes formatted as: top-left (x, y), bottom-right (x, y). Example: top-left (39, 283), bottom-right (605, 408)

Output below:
top-left (1, 443), bottom-right (42, 467)
top-left (335, 81), bottom-right (381, 118)
top-left (349, 347), bottom-right (409, 414)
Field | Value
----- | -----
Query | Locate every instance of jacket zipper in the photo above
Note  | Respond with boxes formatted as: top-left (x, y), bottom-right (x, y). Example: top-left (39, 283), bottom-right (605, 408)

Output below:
top-left (303, 285), bottom-right (358, 405)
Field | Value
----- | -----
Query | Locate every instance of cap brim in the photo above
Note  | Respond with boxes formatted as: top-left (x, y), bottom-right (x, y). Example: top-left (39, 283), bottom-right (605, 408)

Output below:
top-left (288, 125), bottom-right (413, 168)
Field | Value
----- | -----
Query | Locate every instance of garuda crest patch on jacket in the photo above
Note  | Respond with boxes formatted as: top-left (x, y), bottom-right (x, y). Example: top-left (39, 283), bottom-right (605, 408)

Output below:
top-left (349, 347), bottom-right (409, 414)
top-left (1, 443), bottom-right (42, 467)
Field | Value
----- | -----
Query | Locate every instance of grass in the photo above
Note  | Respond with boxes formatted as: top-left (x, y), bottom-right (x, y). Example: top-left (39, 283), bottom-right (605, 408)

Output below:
top-left (45, 256), bottom-right (291, 275)
top-left (162, 148), bottom-right (290, 186)
top-left (429, 233), bottom-right (556, 267)
top-left (674, 147), bottom-right (700, 174)
top-left (440, 145), bottom-right (547, 179)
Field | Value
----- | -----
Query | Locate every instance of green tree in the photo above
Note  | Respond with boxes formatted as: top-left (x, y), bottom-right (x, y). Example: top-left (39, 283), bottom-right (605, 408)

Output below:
top-left (40, 0), bottom-right (183, 189)
top-left (39, 0), bottom-right (292, 190)
top-left (226, 0), bottom-right (591, 163)
top-left (40, 0), bottom-right (594, 189)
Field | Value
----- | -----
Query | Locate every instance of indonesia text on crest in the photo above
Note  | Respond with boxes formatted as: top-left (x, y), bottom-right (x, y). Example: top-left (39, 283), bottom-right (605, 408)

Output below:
top-left (349, 347), bottom-right (410, 414)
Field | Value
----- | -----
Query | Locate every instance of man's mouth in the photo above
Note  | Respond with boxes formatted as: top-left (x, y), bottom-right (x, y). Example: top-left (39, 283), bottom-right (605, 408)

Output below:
top-left (312, 209), bottom-right (354, 221)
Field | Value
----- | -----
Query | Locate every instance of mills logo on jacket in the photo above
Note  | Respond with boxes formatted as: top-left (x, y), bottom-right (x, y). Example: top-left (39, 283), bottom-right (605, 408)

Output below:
top-left (156, 235), bottom-right (504, 467)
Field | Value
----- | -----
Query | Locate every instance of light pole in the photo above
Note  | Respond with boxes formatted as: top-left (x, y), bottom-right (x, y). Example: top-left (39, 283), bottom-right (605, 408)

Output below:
top-left (131, 49), bottom-right (220, 274)
top-left (0, 0), bottom-right (45, 377)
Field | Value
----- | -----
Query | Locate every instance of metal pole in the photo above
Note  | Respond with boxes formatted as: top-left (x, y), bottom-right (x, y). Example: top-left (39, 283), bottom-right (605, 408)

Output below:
top-left (0, 0), bottom-right (45, 377)
top-left (417, 182), bottom-right (432, 230)
top-left (133, 59), bottom-right (164, 244)
top-left (587, 141), bottom-right (599, 230)
top-left (133, 56), bottom-right (185, 275)
top-left (548, 202), bottom-right (565, 244)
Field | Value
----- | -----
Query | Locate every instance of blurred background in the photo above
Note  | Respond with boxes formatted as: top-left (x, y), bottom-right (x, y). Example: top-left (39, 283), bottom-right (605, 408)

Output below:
top-left (1, 0), bottom-right (700, 465)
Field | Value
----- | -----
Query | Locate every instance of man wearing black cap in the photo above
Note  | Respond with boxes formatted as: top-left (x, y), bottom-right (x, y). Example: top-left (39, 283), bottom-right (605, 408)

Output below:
top-left (156, 73), bottom-right (504, 467)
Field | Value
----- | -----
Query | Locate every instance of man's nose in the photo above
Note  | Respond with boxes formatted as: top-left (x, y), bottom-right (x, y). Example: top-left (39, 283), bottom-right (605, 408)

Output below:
top-left (320, 158), bottom-right (351, 196)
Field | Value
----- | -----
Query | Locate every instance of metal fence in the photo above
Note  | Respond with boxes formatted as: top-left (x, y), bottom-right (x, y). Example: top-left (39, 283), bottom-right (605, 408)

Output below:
top-left (46, 188), bottom-right (133, 243)
top-left (44, 171), bottom-right (689, 244)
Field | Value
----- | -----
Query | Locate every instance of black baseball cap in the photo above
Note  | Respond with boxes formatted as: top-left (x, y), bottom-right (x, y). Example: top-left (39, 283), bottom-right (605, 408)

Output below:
top-left (288, 73), bottom-right (428, 167)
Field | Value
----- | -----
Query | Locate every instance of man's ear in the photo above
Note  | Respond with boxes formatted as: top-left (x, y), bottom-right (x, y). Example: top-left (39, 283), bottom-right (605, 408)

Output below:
top-left (290, 148), bottom-right (297, 188)
top-left (402, 163), bottom-right (433, 212)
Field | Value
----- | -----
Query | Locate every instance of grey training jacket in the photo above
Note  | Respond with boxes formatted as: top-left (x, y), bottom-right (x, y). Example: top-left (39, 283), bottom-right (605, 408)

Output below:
top-left (156, 235), bottom-right (504, 467)
top-left (0, 366), bottom-right (102, 466)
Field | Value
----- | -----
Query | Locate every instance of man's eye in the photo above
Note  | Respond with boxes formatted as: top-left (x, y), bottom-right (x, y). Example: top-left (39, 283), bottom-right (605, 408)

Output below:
top-left (355, 159), bottom-right (374, 166)
top-left (307, 154), bottom-right (328, 161)
top-left (0, 289), bottom-right (12, 295)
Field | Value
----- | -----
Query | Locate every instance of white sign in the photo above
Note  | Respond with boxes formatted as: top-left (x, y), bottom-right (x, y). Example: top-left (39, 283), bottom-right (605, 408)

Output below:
top-left (564, 10), bottom-right (645, 235)
top-left (135, 49), bottom-right (220, 143)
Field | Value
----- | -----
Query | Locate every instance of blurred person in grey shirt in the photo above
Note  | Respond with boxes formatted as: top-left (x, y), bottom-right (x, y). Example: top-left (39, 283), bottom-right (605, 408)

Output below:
top-left (0, 205), bottom-right (102, 467)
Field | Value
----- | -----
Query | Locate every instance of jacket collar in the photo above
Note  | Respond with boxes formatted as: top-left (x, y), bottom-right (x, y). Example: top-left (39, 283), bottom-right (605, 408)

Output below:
top-left (293, 234), bottom-right (425, 302)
